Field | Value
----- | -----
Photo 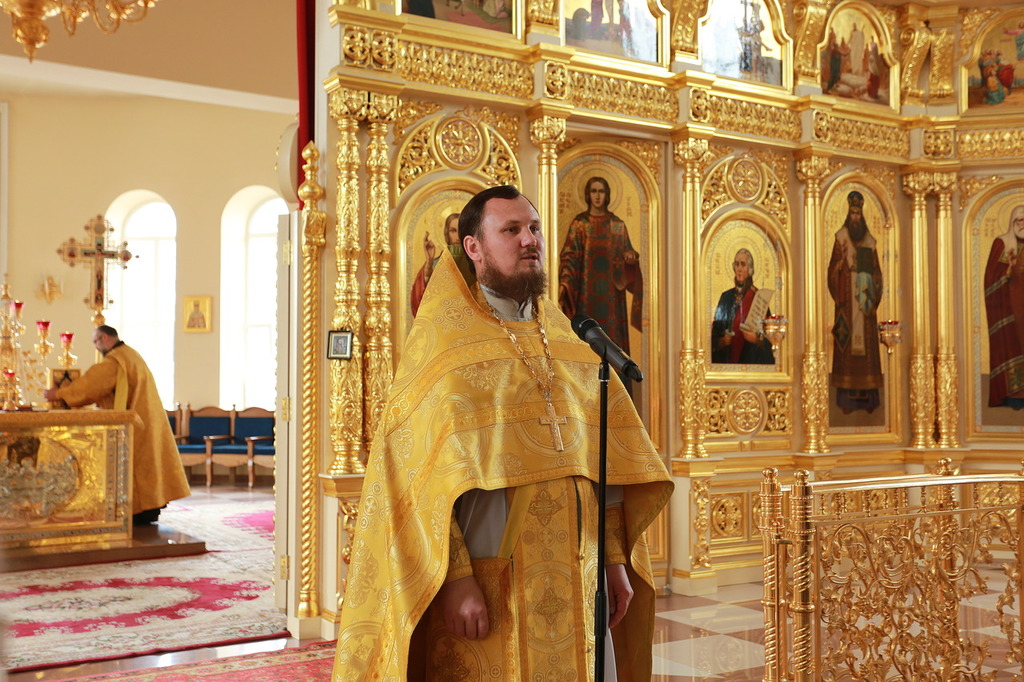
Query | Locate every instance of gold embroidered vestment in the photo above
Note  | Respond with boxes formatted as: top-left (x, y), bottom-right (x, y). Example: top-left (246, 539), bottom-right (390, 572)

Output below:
top-left (332, 251), bottom-right (673, 681)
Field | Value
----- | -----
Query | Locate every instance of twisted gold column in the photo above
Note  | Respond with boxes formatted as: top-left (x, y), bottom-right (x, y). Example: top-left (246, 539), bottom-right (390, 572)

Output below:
top-left (934, 172), bottom-right (960, 449)
top-left (362, 93), bottom-right (398, 446)
top-left (528, 111), bottom-right (567, 293)
top-left (327, 87), bottom-right (368, 475)
top-left (796, 155), bottom-right (834, 454)
top-left (789, 471), bottom-right (815, 681)
top-left (296, 142), bottom-right (327, 619)
top-left (673, 137), bottom-right (711, 458)
top-left (903, 171), bottom-right (936, 449)
top-left (758, 468), bottom-right (786, 682)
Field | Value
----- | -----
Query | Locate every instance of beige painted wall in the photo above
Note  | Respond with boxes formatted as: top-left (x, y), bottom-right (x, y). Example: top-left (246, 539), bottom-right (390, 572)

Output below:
top-left (3, 93), bottom-right (295, 408)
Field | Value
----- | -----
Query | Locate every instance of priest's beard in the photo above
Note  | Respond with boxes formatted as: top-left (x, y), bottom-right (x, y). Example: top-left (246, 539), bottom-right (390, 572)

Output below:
top-left (478, 261), bottom-right (548, 303)
top-left (846, 213), bottom-right (868, 243)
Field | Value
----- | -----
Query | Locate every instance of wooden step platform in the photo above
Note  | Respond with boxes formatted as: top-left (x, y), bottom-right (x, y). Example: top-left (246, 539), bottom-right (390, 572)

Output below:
top-left (1, 523), bottom-right (207, 572)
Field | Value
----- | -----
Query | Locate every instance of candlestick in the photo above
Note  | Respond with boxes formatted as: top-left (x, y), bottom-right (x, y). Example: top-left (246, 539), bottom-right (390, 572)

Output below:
top-left (58, 331), bottom-right (77, 370)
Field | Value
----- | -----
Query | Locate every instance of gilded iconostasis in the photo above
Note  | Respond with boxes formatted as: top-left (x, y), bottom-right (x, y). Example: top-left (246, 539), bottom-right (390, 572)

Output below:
top-left (308, 0), bottom-right (1024, 601)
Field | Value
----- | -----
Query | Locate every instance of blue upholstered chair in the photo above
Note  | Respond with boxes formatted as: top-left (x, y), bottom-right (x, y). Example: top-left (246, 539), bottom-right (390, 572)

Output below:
top-left (211, 406), bottom-right (275, 488)
top-left (178, 404), bottom-right (232, 487)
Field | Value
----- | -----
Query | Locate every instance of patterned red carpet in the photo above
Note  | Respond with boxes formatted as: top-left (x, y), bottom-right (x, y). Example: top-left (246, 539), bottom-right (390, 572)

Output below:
top-left (55, 640), bottom-right (336, 681)
top-left (0, 498), bottom-right (285, 672)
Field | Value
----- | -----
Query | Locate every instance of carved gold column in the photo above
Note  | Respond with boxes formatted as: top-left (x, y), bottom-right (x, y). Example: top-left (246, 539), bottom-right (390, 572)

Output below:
top-left (933, 172), bottom-right (960, 448)
top-left (528, 109), bottom-right (567, 292)
top-left (796, 154), bottom-right (834, 454)
top-left (673, 136), bottom-right (711, 458)
top-left (297, 142), bottom-right (326, 619)
top-left (758, 468), bottom-right (786, 682)
top-left (792, 0), bottom-right (829, 83)
top-left (363, 92), bottom-right (398, 445)
top-left (903, 171), bottom-right (936, 449)
top-left (327, 86), bottom-right (367, 475)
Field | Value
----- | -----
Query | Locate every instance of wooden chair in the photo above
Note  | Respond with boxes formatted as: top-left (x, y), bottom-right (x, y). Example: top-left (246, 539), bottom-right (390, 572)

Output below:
top-left (177, 404), bottom-right (232, 487)
top-left (166, 403), bottom-right (183, 441)
top-left (213, 406), bottom-right (275, 488)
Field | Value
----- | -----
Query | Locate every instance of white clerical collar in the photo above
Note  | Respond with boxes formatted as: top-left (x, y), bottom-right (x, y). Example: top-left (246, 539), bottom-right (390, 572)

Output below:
top-left (480, 284), bottom-right (534, 321)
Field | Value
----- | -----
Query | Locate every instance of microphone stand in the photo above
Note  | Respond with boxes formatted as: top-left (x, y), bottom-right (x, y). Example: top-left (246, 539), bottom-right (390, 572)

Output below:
top-left (594, 358), bottom-right (609, 682)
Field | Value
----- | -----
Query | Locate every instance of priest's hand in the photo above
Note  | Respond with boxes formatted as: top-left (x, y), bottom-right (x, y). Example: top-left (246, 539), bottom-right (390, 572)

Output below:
top-left (436, 575), bottom-right (490, 640)
top-left (43, 388), bottom-right (58, 401)
top-left (606, 563), bottom-right (633, 629)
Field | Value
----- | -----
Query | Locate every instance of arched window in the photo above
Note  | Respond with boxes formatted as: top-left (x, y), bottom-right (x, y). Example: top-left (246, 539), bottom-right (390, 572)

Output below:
top-left (105, 191), bottom-right (177, 408)
top-left (220, 187), bottom-right (286, 410)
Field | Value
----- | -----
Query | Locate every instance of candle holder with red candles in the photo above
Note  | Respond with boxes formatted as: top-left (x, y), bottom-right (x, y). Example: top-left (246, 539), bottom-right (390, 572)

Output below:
top-left (878, 320), bottom-right (902, 355)
top-left (58, 332), bottom-right (77, 370)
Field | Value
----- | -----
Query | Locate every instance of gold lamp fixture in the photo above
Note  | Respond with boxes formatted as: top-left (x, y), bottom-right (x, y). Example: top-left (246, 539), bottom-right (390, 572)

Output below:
top-left (0, 0), bottom-right (156, 61)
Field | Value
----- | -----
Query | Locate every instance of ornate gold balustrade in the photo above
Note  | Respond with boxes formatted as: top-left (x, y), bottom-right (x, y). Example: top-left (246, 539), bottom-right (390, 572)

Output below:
top-left (759, 461), bottom-right (1024, 681)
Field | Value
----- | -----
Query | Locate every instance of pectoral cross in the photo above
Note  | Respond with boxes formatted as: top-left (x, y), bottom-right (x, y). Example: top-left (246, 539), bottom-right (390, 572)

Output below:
top-left (539, 401), bottom-right (567, 452)
top-left (57, 215), bottom-right (133, 325)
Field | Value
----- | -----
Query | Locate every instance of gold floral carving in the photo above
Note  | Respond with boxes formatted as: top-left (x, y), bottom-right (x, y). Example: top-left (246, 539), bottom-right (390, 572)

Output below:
top-left (900, 20), bottom-right (933, 104)
top-left (673, 138), bottom-right (729, 176)
top-left (545, 62), bottom-right (569, 100)
top-left (557, 137), bottom-right (581, 154)
top-left (340, 499), bottom-right (359, 566)
top-left (801, 350), bottom-right (830, 453)
top-left (567, 70), bottom-right (677, 122)
top-left (397, 122), bottom-right (440, 193)
top-left (727, 388), bottom-right (765, 434)
top-left (923, 129), bottom-right (954, 160)
top-left (764, 389), bottom-right (792, 434)
top-left (957, 8), bottom-right (1001, 62)
top-left (826, 116), bottom-right (910, 158)
top-left (812, 110), bottom-right (830, 143)
top-left (728, 157), bottom-right (764, 203)
top-left (394, 100), bottom-right (442, 143)
top-left (793, 0), bottom-right (832, 79)
top-left (529, 115), bottom-right (565, 149)
top-left (861, 164), bottom-right (896, 198)
top-left (527, 0), bottom-right (557, 29)
top-left (958, 128), bottom-right (1024, 160)
top-left (616, 140), bottom-right (661, 180)
top-left (691, 478), bottom-right (712, 568)
top-left (679, 349), bottom-right (708, 457)
top-left (398, 112), bottom-right (522, 193)
top-left (710, 493), bottom-right (746, 540)
top-left (401, 43), bottom-right (532, 99)
top-left (703, 95), bottom-right (801, 141)
top-left (437, 117), bottom-right (484, 169)
top-left (298, 142), bottom-right (326, 620)
top-left (670, 0), bottom-right (709, 57)
top-left (909, 353), bottom-right (935, 449)
top-left (796, 155), bottom-right (841, 187)
top-left (706, 388), bottom-right (732, 436)
top-left (936, 353), bottom-right (960, 449)
top-left (459, 106), bottom-right (521, 155)
top-left (327, 87), bottom-right (366, 477)
top-left (958, 175), bottom-right (1001, 210)
top-left (342, 26), bottom-right (397, 71)
top-left (689, 88), bottom-right (710, 122)
top-left (363, 95), bottom-right (397, 447)
top-left (701, 163), bottom-right (729, 221)
top-left (928, 30), bottom-right (955, 101)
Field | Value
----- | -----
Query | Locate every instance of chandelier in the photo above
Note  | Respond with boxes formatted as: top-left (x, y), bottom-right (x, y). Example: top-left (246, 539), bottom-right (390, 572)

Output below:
top-left (0, 0), bottom-right (157, 61)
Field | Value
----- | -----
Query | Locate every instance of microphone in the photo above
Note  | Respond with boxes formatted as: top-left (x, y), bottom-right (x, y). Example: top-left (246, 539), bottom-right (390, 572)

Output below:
top-left (571, 314), bottom-right (643, 382)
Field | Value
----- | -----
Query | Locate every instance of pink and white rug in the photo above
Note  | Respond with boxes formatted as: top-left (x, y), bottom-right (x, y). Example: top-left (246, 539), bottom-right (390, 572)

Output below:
top-left (0, 500), bottom-right (285, 671)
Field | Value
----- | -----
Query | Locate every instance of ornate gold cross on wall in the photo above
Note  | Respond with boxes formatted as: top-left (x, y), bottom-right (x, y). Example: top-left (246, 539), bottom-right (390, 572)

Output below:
top-left (56, 215), bottom-right (133, 326)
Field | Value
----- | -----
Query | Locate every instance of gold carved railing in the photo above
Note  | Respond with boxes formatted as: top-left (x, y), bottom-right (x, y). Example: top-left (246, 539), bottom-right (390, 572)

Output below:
top-left (759, 461), bottom-right (1024, 681)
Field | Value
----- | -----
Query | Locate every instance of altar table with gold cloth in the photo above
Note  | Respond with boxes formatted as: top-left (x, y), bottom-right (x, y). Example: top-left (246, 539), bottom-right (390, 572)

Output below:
top-left (0, 409), bottom-right (136, 555)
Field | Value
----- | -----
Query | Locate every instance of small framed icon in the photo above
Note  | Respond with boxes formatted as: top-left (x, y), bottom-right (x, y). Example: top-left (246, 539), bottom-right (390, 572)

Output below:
top-left (327, 330), bottom-right (354, 360)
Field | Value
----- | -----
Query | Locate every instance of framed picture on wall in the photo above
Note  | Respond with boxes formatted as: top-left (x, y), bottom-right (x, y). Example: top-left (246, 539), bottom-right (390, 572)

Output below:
top-left (328, 330), bottom-right (354, 360)
top-left (183, 296), bottom-right (212, 333)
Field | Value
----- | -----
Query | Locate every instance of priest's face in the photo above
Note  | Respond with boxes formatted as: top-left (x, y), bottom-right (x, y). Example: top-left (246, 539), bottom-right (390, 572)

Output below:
top-left (465, 195), bottom-right (547, 302)
top-left (1012, 206), bottom-right (1024, 240)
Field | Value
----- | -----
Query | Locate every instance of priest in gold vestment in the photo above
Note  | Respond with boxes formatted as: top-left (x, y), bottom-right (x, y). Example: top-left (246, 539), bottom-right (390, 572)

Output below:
top-left (44, 325), bottom-right (190, 523)
top-left (333, 186), bottom-right (673, 681)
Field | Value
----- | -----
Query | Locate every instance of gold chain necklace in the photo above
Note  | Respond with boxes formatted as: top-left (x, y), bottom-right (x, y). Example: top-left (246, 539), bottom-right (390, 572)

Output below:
top-left (489, 301), bottom-right (567, 452)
